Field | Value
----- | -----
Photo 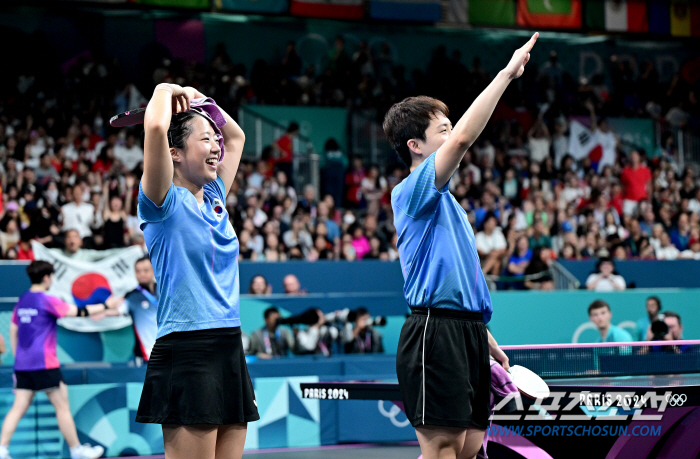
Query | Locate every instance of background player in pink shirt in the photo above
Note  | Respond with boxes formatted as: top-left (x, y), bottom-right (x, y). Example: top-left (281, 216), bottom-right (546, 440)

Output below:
top-left (0, 261), bottom-right (121, 459)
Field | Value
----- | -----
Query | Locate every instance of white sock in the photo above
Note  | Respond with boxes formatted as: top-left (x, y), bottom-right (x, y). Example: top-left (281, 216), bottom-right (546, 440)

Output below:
top-left (0, 445), bottom-right (8, 455)
top-left (70, 444), bottom-right (82, 454)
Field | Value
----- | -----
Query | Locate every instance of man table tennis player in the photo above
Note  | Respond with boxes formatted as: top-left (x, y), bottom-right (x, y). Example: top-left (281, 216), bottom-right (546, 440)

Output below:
top-left (384, 33), bottom-right (539, 459)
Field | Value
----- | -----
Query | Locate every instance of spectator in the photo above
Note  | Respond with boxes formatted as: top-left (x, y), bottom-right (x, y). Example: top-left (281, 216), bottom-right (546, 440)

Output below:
top-left (273, 122), bottom-right (299, 186)
top-left (60, 184), bottom-right (94, 240)
top-left (321, 138), bottom-right (346, 206)
top-left (283, 274), bottom-right (306, 295)
top-left (655, 231), bottom-right (680, 260)
top-left (113, 133), bottom-right (143, 172)
top-left (528, 219), bottom-right (552, 249)
top-left (586, 257), bottom-right (626, 292)
top-left (505, 235), bottom-right (532, 285)
top-left (360, 164), bottom-right (387, 216)
top-left (475, 212), bottom-right (507, 276)
top-left (523, 247), bottom-right (554, 291)
top-left (588, 300), bottom-right (634, 343)
top-left (248, 307), bottom-right (295, 358)
top-left (619, 150), bottom-right (652, 217)
top-left (670, 212), bottom-right (690, 251)
top-left (0, 218), bottom-right (20, 257)
top-left (636, 296), bottom-right (662, 341)
top-left (283, 216), bottom-right (313, 258)
top-left (344, 156), bottom-right (365, 208)
top-left (101, 176), bottom-right (134, 249)
top-left (295, 309), bottom-right (336, 356)
top-left (349, 224), bottom-right (370, 260)
top-left (342, 307), bottom-right (384, 354)
top-left (52, 228), bottom-right (131, 261)
top-left (248, 275), bottom-right (271, 295)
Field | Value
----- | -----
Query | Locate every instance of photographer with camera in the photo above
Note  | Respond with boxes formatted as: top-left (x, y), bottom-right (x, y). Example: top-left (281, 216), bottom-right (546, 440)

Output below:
top-left (248, 307), bottom-right (295, 359)
top-left (645, 311), bottom-right (689, 354)
top-left (342, 307), bottom-right (385, 354)
top-left (284, 308), bottom-right (336, 356)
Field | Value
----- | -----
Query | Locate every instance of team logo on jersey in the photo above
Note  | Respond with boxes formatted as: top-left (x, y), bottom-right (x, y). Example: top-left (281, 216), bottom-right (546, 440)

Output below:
top-left (141, 301), bottom-right (150, 309)
top-left (212, 198), bottom-right (225, 221)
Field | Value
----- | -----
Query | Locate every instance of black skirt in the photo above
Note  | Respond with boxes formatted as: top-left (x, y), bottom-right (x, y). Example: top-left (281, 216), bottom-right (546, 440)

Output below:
top-left (396, 307), bottom-right (490, 430)
top-left (136, 327), bottom-right (260, 425)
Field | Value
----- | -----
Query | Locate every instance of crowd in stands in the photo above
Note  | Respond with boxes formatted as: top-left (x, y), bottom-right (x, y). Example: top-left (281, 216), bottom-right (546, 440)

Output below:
top-left (1, 34), bottom-right (700, 293)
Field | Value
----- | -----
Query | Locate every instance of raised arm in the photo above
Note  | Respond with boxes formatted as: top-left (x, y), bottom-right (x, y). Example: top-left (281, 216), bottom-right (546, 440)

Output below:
top-left (434, 32), bottom-right (538, 188)
top-left (216, 107), bottom-right (245, 196)
top-left (142, 83), bottom-right (191, 206)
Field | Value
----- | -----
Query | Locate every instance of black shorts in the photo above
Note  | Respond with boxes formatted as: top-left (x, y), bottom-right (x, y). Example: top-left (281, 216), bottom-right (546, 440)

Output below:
top-left (136, 327), bottom-right (260, 425)
top-left (14, 369), bottom-right (63, 392)
top-left (396, 307), bottom-right (490, 430)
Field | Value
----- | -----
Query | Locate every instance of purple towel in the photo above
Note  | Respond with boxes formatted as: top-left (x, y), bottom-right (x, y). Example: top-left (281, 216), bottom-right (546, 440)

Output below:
top-left (189, 97), bottom-right (227, 162)
top-left (478, 359), bottom-right (520, 459)
top-left (417, 359), bottom-right (520, 459)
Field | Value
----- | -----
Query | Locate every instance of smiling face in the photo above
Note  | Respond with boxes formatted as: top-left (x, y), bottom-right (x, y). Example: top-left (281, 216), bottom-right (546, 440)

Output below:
top-left (409, 113), bottom-right (452, 162)
top-left (172, 115), bottom-right (222, 186)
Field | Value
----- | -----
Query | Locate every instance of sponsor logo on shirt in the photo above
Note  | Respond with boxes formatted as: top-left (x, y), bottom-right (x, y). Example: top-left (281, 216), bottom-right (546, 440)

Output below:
top-left (141, 301), bottom-right (150, 309)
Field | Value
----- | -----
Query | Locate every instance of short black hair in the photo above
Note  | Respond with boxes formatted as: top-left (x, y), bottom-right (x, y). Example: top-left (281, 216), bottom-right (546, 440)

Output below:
top-left (646, 296), bottom-right (662, 311)
top-left (264, 307), bottom-right (280, 319)
top-left (287, 122), bottom-right (300, 134)
top-left (167, 111), bottom-right (210, 151)
top-left (382, 96), bottom-right (449, 167)
top-left (355, 307), bottom-right (369, 317)
top-left (26, 261), bottom-right (54, 285)
top-left (588, 299), bottom-right (610, 315)
top-left (134, 256), bottom-right (151, 267)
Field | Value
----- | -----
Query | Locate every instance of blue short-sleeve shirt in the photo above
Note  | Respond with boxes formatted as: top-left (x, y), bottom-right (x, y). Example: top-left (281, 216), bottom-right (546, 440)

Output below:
top-left (391, 152), bottom-right (493, 323)
top-left (138, 177), bottom-right (240, 338)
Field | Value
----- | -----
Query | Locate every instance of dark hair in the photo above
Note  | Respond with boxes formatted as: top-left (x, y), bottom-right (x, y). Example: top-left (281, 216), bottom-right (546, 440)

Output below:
top-left (287, 122), bottom-right (300, 134)
top-left (647, 296), bottom-right (662, 311)
top-left (663, 311), bottom-right (681, 326)
top-left (26, 260), bottom-right (54, 284)
top-left (248, 275), bottom-right (268, 294)
top-left (382, 96), bottom-right (449, 166)
top-left (588, 299), bottom-right (610, 315)
top-left (595, 257), bottom-right (615, 272)
top-left (324, 138), bottom-right (340, 151)
top-left (355, 307), bottom-right (369, 317)
top-left (482, 211), bottom-right (498, 229)
top-left (134, 256), bottom-right (151, 267)
top-left (264, 307), bottom-right (279, 319)
top-left (167, 112), bottom-right (207, 151)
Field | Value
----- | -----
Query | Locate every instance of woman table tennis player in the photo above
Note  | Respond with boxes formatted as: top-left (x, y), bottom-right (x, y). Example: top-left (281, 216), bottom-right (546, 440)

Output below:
top-left (134, 83), bottom-right (258, 459)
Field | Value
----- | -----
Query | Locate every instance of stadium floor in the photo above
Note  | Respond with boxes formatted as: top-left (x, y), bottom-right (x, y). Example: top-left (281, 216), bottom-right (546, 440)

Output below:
top-left (124, 442), bottom-right (421, 459)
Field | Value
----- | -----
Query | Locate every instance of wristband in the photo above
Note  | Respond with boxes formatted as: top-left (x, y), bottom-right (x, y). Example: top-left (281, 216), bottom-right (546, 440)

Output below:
top-left (77, 308), bottom-right (89, 317)
top-left (154, 84), bottom-right (174, 95)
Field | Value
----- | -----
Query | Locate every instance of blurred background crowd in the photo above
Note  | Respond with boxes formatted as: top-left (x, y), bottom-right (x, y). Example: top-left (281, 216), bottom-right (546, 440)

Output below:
top-left (1, 27), bottom-right (699, 293)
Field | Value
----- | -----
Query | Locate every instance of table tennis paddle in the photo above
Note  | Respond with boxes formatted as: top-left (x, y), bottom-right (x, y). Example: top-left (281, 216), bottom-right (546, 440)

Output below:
top-left (110, 107), bottom-right (146, 127)
top-left (508, 365), bottom-right (550, 400)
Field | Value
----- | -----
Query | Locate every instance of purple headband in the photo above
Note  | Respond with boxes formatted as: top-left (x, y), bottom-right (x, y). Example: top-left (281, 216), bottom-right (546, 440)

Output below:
top-left (189, 98), bottom-right (227, 162)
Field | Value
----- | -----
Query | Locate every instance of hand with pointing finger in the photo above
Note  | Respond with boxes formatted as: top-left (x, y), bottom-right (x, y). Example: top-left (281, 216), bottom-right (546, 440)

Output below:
top-left (504, 32), bottom-right (539, 80)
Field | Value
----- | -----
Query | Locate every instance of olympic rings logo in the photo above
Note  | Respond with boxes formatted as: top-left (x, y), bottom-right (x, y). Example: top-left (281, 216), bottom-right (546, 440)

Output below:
top-left (378, 400), bottom-right (411, 427)
top-left (666, 394), bottom-right (687, 407)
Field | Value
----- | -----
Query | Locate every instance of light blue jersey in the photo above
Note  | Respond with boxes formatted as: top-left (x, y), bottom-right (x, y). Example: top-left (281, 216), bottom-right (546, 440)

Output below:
top-left (124, 285), bottom-right (159, 360)
top-left (392, 152), bottom-right (493, 323)
top-left (139, 177), bottom-right (240, 338)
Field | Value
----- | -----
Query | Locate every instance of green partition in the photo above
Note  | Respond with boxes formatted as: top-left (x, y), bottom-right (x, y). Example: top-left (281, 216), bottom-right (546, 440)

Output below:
top-left (489, 289), bottom-right (700, 345)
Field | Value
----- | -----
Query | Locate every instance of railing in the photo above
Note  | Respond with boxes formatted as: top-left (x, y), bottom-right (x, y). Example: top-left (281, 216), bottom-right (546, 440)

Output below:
top-left (654, 121), bottom-right (700, 173)
top-left (551, 261), bottom-right (581, 290)
top-left (237, 106), bottom-right (320, 195)
top-left (349, 109), bottom-right (394, 169)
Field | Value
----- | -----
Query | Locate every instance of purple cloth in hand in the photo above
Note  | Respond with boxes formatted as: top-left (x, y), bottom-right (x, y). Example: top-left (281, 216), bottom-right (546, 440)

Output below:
top-left (478, 359), bottom-right (520, 459)
top-left (190, 97), bottom-right (227, 162)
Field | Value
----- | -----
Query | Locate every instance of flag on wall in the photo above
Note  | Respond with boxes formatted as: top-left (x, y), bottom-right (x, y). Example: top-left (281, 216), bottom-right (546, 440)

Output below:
top-left (670, 1), bottom-right (700, 37)
top-left (469, 0), bottom-right (516, 26)
top-left (290, 0), bottom-right (364, 19)
top-left (586, 0), bottom-right (648, 32)
top-left (370, 0), bottom-right (442, 23)
top-left (648, 0), bottom-right (670, 34)
top-left (517, 0), bottom-right (582, 28)
top-left (32, 242), bottom-right (143, 332)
